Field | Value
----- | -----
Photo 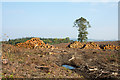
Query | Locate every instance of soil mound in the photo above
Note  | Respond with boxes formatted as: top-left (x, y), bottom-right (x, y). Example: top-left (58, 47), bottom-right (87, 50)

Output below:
top-left (16, 38), bottom-right (54, 49)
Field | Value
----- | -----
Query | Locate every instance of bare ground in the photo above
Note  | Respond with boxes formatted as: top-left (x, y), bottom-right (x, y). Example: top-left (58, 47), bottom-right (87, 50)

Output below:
top-left (1, 41), bottom-right (120, 80)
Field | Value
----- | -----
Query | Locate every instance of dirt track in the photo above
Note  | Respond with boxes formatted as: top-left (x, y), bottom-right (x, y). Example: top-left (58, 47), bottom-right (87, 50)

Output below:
top-left (1, 41), bottom-right (120, 79)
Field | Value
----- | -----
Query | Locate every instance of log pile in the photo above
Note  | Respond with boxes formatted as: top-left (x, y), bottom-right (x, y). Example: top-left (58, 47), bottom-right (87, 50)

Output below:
top-left (68, 41), bottom-right (120, 50)
top-left (68, 41), bottom-right (100, 49)
top-left (103, 44), bottom-right (120, 50)
top-left (84, 42), bottom-right (101, 49)
top-left (68, 41), bottom-right (84, 49)
top-left (16, 38), bottom-right (54, 49)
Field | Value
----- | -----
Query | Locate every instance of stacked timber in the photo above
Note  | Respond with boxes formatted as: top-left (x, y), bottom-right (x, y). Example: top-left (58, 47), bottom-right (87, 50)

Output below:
top-left (68, 41), bottom-right (84, 49)
top-left (68, 41), bottom-right (120, 50)
top-left (84, 42), bottom-right (101, 49)
top-left (16, 38), bottom-right (54, 49)
top-left (103, 44), bottom-right (120, 50)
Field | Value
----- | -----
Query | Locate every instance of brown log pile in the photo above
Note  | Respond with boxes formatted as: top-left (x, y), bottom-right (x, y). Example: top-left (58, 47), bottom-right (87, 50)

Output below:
top-left (103, 44), bottom-right (120, 50)
top-left (16, 38), bottom-right (54, 49)
top-left (68, 41), bottom-right (84, 49)
top-left (68, 41), bottom-right (120, 50)
top-left (84, 42), bottom-right (101, 49)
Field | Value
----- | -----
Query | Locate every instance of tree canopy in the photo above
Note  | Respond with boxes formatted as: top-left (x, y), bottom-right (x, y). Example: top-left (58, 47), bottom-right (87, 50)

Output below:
top-left (73, 17), bottom-right (91, 42)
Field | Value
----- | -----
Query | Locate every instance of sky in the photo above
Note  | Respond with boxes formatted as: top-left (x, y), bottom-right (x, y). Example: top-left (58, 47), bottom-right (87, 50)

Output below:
top-left (118, 1), bottom-right (120, 40)
top-left (2, 2), bottom-right (118, 40)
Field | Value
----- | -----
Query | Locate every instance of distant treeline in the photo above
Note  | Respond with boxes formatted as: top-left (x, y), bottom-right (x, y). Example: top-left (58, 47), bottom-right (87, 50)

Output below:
top-left (3, 37), bottom-right (73, 45)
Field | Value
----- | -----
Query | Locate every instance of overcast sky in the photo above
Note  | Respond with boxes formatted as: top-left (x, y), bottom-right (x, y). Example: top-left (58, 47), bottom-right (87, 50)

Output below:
top-left (2, 2), bottom-right (118, 40)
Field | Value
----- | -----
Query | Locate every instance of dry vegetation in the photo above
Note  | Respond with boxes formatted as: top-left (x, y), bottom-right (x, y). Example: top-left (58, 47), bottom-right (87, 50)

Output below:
top-left (1, 38), bottom-right (120, 80)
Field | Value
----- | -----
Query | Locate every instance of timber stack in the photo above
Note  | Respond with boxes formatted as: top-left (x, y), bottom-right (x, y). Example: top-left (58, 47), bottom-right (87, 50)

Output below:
top-left (84, 42), bottom-right (101, 49)
top-left (103, 44), bottom-right (120, 50)
top-left (68, 41), bottom-right (120, 50)
top-left (68, 41), bottom-right (84, 49)
top-left (16, 38), bottom-right (54, 49)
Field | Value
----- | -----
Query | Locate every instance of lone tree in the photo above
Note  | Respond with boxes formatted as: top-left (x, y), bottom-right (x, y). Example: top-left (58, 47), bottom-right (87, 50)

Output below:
top-left (73, 17), bottom-right (91, 42)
